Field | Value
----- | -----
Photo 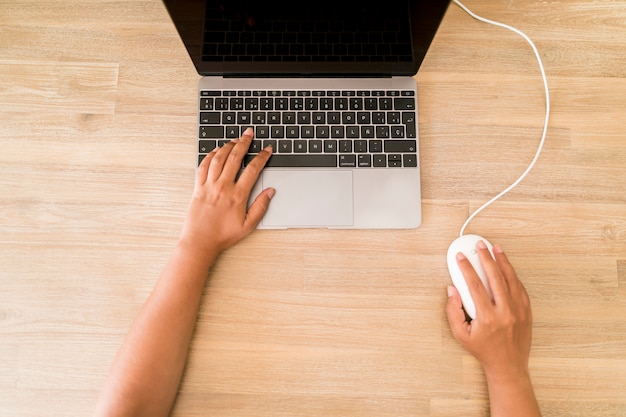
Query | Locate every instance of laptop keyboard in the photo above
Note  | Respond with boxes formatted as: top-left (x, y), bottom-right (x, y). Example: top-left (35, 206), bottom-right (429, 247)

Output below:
top-left (198, 89), bottom-right (418, 169)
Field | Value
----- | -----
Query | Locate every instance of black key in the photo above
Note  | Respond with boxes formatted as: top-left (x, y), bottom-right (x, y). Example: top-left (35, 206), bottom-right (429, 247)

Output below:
top-left (199, 126), bottom-right (224, 138)
top-left (312, 112), bottom-right (325, 124)
top-left (346, 126), bottom-right (359, 138)
top-left (339, 140), bottom-right (352, 153)
top-left (286, 126), bottom-right (299, 138)
top-left (301, 126), bottom-right (315, 138)
top-left (237, 112), bottom-right (251, 124)
top-left (271, 126), bottom-right (285, 138)
top-left (350, 98), bottom-right (363, 110)
top-left (201, 90), bottom-right (220, 96)
top-left (320, 98), bottom-right (333, 110)
top-left (268, 112), bottom-right (281, 124)
top-left (324, 140), bottom-right (338, 153)
top-left (260, 98), bottom-right (273, 110)
top-left (294, 140), bottom-right (307, 153)
top-left (373, 154), bottom-right (386, 167)
top-left (335, 98), bottom-right (348, 110)
top-left (309, 140), bottom-right (323, 153)
top-left (388, 154), bottom-right (402, 167)
top-left (342, 112), bottom-right (356, 124)
top-left (369, 140), bottom-right (383, 153)
top-left (199, 140), bottom-right (217, 153)
top-left (275, 98), bottom-right (288, 110)
top-left (385, 139), bottom-right (417, 153)
top-left (305, 98), bottom-right (319, 110)
top-left (327, 112), bottom-right (341, 124)
top-left (394, 97), bottom-right (416, 110)
top-left (249, 140), bottom-right (262, 153)
top-left (263, 140), bottom-right (277, 151)
top-left (245, 98), bottom-right (259, 110)
top-left (391, 126), bottom-right (405, 138)
top-left (388, 112), bottom-right (401, 124)
top-left (222, 112), bottom-right (235, 124)
top-left (315, 126), bottom-right (330, 138)
top-left (361, 126), bottom-right (375, 138)
top-left (252, 112), bottom-right (266, 124)
top-left (364, 98), bottom-right (378, 110)
top-left (403, 154), bottom-right (418, 167)
top-left (339, 154), bottom-right (357, 167)
top-left (256, 126), bottom-right (270, 138)
top-left (357, 112), bottom-right (370, 124)
top-left (200, 112), bottom-right (220, 124)
top-left (215, 98), bottom-right (229, 110)
top-left (245, 154), bottom-right (337, 167)
top-left (372, 112), bottom-right (386, 124)
top-left (230, 98), bottom-right (244, 110)
top-left (358, 154), bottom-right (372, 167)
top-left (290, 98), bottom-right (304, 110)
top-left (354, 140), bottom-right (368, 153)
top-left (297, 112), bottom-right (311, 124)
top-left (402, 112), bottom-right (417, 138)
top-left (379, 98), bottom-right (392, 110)
top-left (278, 140), bottom-right (293, 153)
top-left (200, 98), bottom-right (214, 110)
top-left (331, 126), bottom-right (345, 138)
top-left (226, 126), bottom-right (239, 138)
top-left (282, 112), bottom-right (296, 124)
top-left (376, 126), bottom-right (390, 138)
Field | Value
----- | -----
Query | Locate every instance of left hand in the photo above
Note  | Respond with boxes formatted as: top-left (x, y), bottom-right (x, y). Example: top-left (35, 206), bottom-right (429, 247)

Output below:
top-left (179, 128), bottom-right (274, 261)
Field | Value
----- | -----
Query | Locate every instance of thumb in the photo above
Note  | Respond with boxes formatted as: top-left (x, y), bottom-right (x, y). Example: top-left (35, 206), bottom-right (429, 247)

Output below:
top-left (446, 285), bottom-right (470, 342)
top-left (244, 187), bottom-right (275, 230)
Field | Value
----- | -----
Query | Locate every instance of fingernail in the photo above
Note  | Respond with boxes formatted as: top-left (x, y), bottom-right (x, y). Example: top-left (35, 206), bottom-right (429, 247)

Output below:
top-left (494, 244), bottom-right (504, 254)
top-left (447, 285), bottom-right (454, 297)
top-left (477, 240), bottom-right (487, 250)
top-left (456, 252), bottom-right (466, 261)
top-left (263, 145), bottom-right (273, 153)
top-left (243, 127), bottom-right (254, 136)
top-left (267, 188), bottom-right (276, 199)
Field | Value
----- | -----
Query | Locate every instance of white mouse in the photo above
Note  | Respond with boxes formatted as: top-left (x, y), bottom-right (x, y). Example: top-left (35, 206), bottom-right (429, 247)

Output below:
top-left (446, 234), bottom-right (495, 319)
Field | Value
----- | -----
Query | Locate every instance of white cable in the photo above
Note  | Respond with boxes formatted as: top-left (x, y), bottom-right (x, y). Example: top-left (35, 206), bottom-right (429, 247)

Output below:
top-left (452, 0), bottom-right (551, 237)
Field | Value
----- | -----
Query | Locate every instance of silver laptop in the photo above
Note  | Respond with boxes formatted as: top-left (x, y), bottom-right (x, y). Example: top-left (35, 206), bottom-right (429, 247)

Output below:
top-left (163, 0), bottom-right (450, 228)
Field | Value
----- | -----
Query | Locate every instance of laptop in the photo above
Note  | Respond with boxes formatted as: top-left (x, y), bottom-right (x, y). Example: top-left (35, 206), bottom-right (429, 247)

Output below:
top-left (162, 0), bottom-right (450, 229)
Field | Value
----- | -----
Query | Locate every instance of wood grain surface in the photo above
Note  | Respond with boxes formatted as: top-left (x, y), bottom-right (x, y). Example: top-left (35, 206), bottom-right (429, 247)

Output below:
top-left (1, 1), bottom-right (625, 416)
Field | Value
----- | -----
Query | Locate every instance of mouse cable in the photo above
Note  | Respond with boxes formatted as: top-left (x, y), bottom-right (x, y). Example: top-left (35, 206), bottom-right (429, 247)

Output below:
top-left (452, 0), bottom-right (551, 237)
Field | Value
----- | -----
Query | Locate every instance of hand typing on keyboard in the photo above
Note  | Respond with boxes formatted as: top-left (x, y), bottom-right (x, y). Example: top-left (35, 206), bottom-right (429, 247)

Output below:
top-left (182, 127), bottom-right (275, 258)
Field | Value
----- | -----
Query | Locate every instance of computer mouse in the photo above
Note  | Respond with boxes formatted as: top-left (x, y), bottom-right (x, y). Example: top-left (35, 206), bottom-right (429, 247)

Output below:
top-left (446, 234), bottom-right (495, 319)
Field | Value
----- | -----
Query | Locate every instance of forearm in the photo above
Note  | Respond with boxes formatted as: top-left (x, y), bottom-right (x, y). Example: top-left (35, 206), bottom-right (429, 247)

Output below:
top-left (485, 369), bottom-right (541, 417)
top-left (94, 242), bottom-right (217, 417)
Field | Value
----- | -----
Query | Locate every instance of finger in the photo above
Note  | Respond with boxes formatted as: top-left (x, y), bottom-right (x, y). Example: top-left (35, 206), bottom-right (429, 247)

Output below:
top-left (220, 127), bottom-right (255, 181)
top-left (243, 187), bottom-right (276, 231)
top-left (457, 252), bottom-right (493, 316)
top-left (195, 148), bottom-right (217, 187)
top-left (237, 145), bottom-right (273, 191)
top-left (476, 240), bottom-right (511, 306)
top-left (207, 139), bottom-right (238, 182)
top-left (446, 285), bottom-right (471, 343)
top-left (493, 245), bottom-right (531, 312)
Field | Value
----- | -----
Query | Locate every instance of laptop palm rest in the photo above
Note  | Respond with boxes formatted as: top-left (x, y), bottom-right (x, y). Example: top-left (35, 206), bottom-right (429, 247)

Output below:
top-left (260, 170), bottom-right (353, 228)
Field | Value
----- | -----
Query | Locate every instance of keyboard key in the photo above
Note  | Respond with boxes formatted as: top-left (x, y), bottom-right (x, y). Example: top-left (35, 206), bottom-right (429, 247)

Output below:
top-left (346, 126), bottom-right (359, 138)
top-left (403, 154), bottom-right (418, 167)
top-left (200, 112), bottom-right (220, 124)
top-left (402, 112), bottom-right (417, 138)
top-left (200, 98), bottom-right (214, 110)
top-left (278, 140), bottom-right (292, 153)
top-left (256, 126), bottom-right (270, 138)
top-left (309, 140), bottom-right (323, 153)
top-left (199, 126), bottom-right (224, 138)
top-left (199, 140), bottom-right (217, 153)
top-left (271, 126), bottom-right (285, 138)
top-left (294, 140), bottom-right (307, 153)
top-left (354, 140), bottom-right (368, 153)
top-left (324, 140), bottom-right (338, 153)
top-left (316, 126), bottom-right (330, 138)
top-left (388, 154), bottom-right (402, 167)
top-left (394, 97), bottom-right (416, 110)
top-left (384, 140), bottom-right (417, 153)
top-left (244, 154), bottom-right (337, 167)
top-left (286, 126), bottom-right (299, 138)
top-left (339, 154), bottom-right (357, 167)
top-left (369, 140), bottom-right (383, 153)
top-left (376, 126), bottom-right (390, 138)
top-left (358, 154), bottom-right (372, 167)
top-left (301, 126), bottom-right (315, 138)
top-left (339, 140), bottom-right (352, 153)
top-left (373, 154), bottom-right (386, 167)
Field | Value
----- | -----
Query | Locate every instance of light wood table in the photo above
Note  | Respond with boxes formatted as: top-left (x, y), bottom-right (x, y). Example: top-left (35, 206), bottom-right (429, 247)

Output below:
top-left (1, 1), bottom-right (625, 416)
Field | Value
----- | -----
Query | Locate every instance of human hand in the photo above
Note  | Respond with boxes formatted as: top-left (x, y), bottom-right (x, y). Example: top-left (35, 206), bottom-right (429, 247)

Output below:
top-left (179, 128), bottom-right (274, 262)
top-left (446, 241), bottom-right (533, 382)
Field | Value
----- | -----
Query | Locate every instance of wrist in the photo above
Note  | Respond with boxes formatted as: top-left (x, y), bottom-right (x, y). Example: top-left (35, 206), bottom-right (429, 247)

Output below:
top-left (175, 237), bottom-right (221, 271)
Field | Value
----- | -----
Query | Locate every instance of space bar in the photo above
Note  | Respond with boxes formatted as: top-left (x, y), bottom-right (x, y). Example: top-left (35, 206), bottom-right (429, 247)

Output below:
top-left (244, 154), bottom-right (338, 168)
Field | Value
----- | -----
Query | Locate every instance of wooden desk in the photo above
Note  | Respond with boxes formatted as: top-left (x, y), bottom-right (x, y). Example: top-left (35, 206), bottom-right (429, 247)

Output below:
top-left (1, 1), bottom-right (625, 416)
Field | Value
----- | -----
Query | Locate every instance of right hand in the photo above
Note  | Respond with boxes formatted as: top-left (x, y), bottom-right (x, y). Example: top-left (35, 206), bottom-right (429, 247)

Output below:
top-left (445, 241), bottom-right (534, 381)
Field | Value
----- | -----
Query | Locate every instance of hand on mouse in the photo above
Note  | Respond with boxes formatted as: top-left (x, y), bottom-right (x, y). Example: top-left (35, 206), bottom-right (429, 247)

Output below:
top-left (179, 128), bottom-right (275, 264)
top-left (445, 241), bottom-right (541, 417)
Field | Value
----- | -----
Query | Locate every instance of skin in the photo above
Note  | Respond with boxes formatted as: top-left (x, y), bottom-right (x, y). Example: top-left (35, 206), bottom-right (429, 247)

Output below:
top-left (446, 240), bottom-right (541, 417)
top-left (93, 128), bottom-right (274, 417)
top-left (94, 128), bottom-right (541, 416)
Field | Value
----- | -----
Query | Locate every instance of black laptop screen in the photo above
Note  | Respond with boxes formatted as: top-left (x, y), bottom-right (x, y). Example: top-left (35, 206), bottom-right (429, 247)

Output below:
top-left (163, 0), bottom-right (450, 77)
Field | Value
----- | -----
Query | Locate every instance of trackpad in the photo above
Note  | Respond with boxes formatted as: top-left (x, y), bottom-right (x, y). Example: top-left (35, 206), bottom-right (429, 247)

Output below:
top-left (261, 170), bottom-right (354, 227)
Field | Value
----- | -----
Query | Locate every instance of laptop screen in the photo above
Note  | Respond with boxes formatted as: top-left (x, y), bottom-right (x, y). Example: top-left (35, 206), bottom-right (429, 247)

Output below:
top-left (163, 0), bottom-right (450, 77)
